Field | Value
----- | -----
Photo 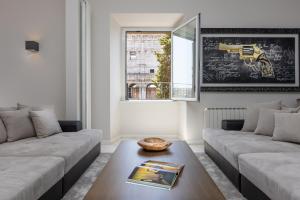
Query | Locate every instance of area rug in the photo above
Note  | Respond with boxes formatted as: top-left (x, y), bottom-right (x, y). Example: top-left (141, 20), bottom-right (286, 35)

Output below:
top-left (62, 153), bottom-right (245, 200)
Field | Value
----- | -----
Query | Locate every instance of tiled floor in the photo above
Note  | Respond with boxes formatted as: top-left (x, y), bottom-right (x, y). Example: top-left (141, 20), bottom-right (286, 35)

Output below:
top-left (101, 139), bottom-right (204, 153)
top-left (101, 141), bottom-right (121, 153)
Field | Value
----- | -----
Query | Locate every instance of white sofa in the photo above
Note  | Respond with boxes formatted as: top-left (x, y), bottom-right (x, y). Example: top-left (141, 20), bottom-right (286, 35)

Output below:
top-left (0, 156), bottom-right (64, 200)
top-left (0, 122), bottom-right (102, 200)
top-left (203, 128), bottom-right (300, 200)
top-left (239, 152), bottom-right (300, 200)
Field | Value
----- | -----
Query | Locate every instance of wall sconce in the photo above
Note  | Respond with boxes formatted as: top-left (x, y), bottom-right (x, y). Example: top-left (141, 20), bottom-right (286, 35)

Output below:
top-left (25, 41), bottom-right (39, 52)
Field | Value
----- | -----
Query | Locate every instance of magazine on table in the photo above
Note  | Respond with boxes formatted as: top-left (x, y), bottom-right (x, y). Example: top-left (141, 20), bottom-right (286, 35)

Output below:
top-left (127, 160), bottom-right (184, 190)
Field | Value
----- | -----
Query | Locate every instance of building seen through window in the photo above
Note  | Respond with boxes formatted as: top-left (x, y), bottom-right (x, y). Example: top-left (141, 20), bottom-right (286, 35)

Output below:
top-left (126, 31), bottom-right (171, 100)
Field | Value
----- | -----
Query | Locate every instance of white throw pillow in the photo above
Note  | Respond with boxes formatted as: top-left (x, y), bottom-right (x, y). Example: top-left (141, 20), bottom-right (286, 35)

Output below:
top-left (255, 108), bottom-right (290, 136)
top-left (242, 100), bottom-right (281, 132)
top-left (273, 113), bottom-right (300, 143)
top-left (281, 104), bottom-right (300, 113)
top-left (30, 110), bottom-right (62, 138)
top-left (0, 109), bottom-right (36, 142)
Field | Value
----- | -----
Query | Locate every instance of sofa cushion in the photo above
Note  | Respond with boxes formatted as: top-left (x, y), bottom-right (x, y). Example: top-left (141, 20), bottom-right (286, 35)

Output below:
top-left (254, 108), bottom-right (289, 136)
top-left (239, 152), bottom-right (300, 200)
top-left (0, 109), bottom-right (36, 142)
top-left (0, 107), bottom-right (17, 111)
top-left (0, 129), bottom-right (101, 173)
top-left (273, 113), bottom-right (300, 144)
top-left (0, 156), bottom-right (64, 200)
top-left (281, 104), bottom-right (300, 112)
top-left (203, 128), bottom-right (300, 169)
top-left (30, 110), bottom-right (62, 138)
top-left (0, 119), bottom-right (7, 143)
top-left (203, 128), bottom-right (242, 151)
top-left (242, 100), bottom-right (281, 132)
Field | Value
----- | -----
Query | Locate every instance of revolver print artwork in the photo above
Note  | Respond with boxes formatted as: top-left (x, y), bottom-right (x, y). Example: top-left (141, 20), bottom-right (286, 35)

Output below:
top-left (218, 43), bottom-right (275, 78)
top-left (201, 35), bottom-right (297, 86)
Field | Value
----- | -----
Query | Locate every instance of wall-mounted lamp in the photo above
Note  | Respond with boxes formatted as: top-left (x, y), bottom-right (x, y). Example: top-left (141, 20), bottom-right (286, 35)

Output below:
top-left (25, 41), bottom-right (39, 52)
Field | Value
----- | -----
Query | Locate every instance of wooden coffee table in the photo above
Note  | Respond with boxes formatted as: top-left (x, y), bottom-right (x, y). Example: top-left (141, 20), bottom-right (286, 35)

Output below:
top-left (84, 141), bottom-right (225, 200)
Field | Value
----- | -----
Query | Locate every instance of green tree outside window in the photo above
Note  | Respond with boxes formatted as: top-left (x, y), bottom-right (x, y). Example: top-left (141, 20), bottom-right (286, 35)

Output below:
top-left (153, 33), bottom-right (171, 99)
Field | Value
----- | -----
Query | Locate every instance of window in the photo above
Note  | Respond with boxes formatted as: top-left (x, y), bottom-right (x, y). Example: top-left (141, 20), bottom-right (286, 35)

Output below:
top-left (171, 15), bottom-right (200, 101)
top-left (129, 51), bottom-right (137, 60)
top-left (128, 83), bottom-right (140, 100)
top-left (125, 31), bottom-right (171, 100)
top-left (123, 14), bottom-right (201, 102)
top-left (146, 83), bottom-right (157, 100)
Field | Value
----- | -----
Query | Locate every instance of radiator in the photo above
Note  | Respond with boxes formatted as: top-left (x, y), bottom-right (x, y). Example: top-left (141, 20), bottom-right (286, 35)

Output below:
top-left (203, 107), bottom-right (246, 129)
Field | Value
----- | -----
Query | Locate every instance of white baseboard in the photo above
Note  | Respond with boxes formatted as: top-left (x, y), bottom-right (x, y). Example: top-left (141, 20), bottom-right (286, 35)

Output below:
top-left (101, 140), bottom-right (113, 145)
top-left (178, 135), bottom-right (204, 145)
top-left (185, 139), bottom-right (204, 145)
top-left (101, 134), bottom-right (203, 145)
top-left (101, 135), bottom-right (121, 145)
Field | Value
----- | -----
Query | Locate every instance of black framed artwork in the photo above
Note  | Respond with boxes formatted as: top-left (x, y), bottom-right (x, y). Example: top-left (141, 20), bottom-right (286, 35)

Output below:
top-left (200, 28), bottom-right (300, 92)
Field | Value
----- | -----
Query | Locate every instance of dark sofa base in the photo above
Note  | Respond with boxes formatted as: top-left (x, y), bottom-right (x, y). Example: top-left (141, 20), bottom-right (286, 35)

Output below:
top-left (241, 175), bottom-right (270, 200)
top-left (37, 143), bottom-right (101, 200)
top-left (39, 179), bottom-right (63, 200)
top-left (204, 142), bottom-right (240, 190)
top-left (204, 141), bottom-right (273, 200)
top-left (63, 143), bottom-right (101, 195)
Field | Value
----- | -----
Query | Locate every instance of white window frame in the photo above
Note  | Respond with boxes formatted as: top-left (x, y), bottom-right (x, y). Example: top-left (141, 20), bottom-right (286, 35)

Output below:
top-left (121, 27), bottom-right (173, 101)
top-left (171, 14), bottom-right (200, 101)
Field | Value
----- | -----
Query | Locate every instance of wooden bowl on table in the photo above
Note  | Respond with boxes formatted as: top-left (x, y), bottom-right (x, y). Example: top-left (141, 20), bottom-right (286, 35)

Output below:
top-left (137, 137), bottom-right (172, 151)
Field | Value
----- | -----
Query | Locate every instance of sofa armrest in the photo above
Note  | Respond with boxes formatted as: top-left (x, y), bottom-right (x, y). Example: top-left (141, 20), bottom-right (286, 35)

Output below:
top-left (222, 120), bottom-right (244, 131)
top-left (58, 121), bottom-right (82, 132)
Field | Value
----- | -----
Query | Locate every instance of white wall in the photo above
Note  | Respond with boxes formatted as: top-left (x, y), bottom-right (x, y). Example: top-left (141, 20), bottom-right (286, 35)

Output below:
top-left (110, 17), bottom-right (122, 141)
top-left (108, 15), bottom-right (183, 141)
top-left (89, 0), bottom-right (300, 142)
top-left (120, 101), bottom-right (180, 138)
top-left (0, 0), bottom-right (66, 119)
top-left (65, 0), bottom-right (81, 121)
top-left (90, 3), bottom-right (111, 140)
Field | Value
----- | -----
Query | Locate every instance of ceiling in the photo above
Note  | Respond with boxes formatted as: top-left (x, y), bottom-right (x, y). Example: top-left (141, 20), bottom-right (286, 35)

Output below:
top-left (112, 13), bottom-right (184, 28)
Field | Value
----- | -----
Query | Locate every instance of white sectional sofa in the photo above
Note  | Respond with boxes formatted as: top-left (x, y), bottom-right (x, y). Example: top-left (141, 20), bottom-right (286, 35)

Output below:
top-left (0, 121), bottom-right (102, 200)
top-left (0, 130), bottom-right (101, 173)
top-left (203, 126), bottom-right (300, 200)
top-left (0, 156), bottom-right (64, 200)
top-left (239, 152), bottom-right (300, 200)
